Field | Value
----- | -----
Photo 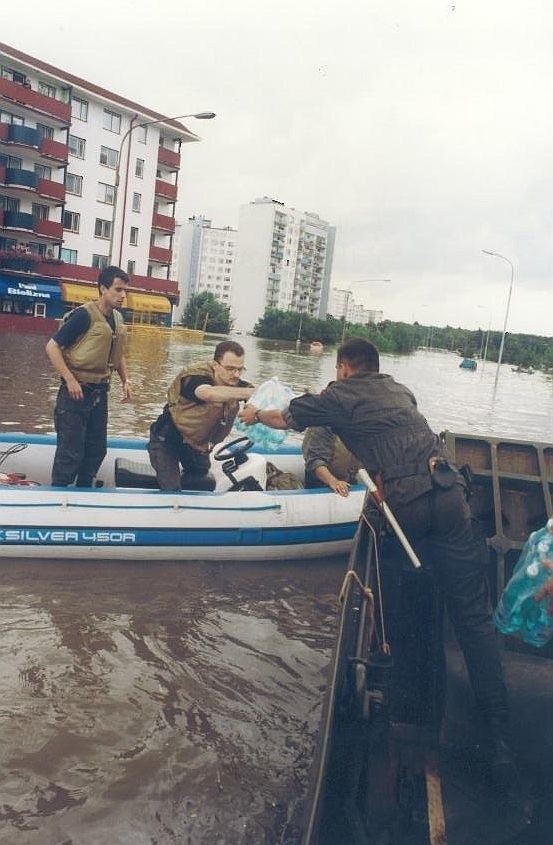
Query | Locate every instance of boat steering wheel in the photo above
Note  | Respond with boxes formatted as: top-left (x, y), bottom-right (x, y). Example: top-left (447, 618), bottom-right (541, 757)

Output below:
top-left (213, 436), bottom-right (254, 462)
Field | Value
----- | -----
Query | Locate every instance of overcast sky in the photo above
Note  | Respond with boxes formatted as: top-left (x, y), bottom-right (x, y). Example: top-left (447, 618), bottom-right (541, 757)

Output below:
top-left (4, 1), bottom-right (553, 335)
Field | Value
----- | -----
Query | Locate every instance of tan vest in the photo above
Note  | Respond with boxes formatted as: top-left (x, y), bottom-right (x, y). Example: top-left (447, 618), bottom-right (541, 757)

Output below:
top-left (63, 301), bottom-right (126, 384)
top-left (167, 361), bottom-right (239, 453)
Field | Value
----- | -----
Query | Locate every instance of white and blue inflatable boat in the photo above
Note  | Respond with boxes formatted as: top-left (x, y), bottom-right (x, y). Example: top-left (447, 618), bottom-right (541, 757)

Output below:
top-left (0, 432), bottom-right (366, 561)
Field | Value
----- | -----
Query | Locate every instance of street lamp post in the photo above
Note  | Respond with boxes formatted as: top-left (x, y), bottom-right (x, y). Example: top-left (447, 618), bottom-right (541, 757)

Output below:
top-left (107, 111), bottom-right (216, 267)
top-left (482, 250), bottom-right (514, 390)
top-left (339, 279), bottom-right (391, 344)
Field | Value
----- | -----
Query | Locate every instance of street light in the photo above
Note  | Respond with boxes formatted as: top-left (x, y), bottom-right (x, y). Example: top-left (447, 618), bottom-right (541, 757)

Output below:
top-left (482, 250), bottom-right (514, 390)
top-left (107, 111), bottom-right (216, 266)
top-left (339, 279), bottom-right (391, 343)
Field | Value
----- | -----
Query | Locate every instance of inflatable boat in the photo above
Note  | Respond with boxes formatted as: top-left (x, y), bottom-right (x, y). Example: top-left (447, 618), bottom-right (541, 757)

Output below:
top-left (0, 432), bottom-right (366, 561)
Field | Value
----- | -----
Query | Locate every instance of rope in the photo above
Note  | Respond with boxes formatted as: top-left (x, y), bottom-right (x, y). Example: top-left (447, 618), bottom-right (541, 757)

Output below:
top-left (0, 442), bottom-right (27, 468)
top-left (361, 512), bottom-right (390, 654)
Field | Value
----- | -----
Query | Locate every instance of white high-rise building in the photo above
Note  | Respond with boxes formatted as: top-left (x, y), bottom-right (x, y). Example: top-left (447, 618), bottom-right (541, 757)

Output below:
top-left (172, 216), bottom-right (237, 323)
top-left (328, 288), bottom-right (383, 325)
top-left (230, 197), bottom-right (335, 334)
top-left (0, 40), bottom-right (199, 329)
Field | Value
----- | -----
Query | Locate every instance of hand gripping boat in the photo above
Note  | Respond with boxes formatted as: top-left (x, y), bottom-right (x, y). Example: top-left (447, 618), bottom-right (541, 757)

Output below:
top-left (0, 432), bottom-right (366, 562)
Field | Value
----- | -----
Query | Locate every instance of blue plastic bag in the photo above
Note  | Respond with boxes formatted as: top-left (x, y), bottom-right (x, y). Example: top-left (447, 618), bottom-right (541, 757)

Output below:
top-left (235, 376), bottom-right (297, 450)
top-left (494, 518), bottom-right (553, 647)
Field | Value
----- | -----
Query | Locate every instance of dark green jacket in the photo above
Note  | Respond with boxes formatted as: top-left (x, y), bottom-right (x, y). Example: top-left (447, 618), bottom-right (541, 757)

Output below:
top-left (284, 372), bottom-right (446, 506)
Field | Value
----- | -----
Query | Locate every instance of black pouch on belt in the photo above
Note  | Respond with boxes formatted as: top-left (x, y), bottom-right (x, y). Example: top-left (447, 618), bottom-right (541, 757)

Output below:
top-left (431, 457), bottom-right (458, 490)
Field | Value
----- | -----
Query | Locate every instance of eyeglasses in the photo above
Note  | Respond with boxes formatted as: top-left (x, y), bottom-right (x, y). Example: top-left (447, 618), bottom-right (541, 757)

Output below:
top-left (218, 364), bottom-right (246, 374)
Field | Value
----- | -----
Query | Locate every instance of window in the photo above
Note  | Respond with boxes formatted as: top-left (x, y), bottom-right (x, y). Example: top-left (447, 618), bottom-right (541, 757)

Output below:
top-left (103, 108), bottom-right (121, 133)
top-left (36, 123), bottom-right (54, 140)
top-left (68, 134), bottom-right (86, 158)
top-left (135, 158), bottom-right (144, 178)
top-left (129, 226), bottom-right (139, 245)
top-left (94, 218), bottom-right (111, 239)
top-left (0, 154), bottom-right (22, 168)
top-left (0, 196), bottom-right (19, 212)
top-left (136, 124), bottom-right (148, 143)
top-left (63, 210), bottom-right (80, 233)
top-left (127, 259), bottom-right (135, 275)
top-left (97, 181), bottom-right (115, 204)
top-left (132, 192), bottom-right (141, 212)
top-left (38, 80), bottom-right (57, 99)
top-left (0, 110), bottom-right (24, 126)
top-left (61, 247), bottom-right (78, 264)
top-left (71, 95), bottom-right (88, 121)
top-left (99, 146), bottom-right (118, 168)
top-left (66, 172), bottom-right (83, 196)
top-left (34, 163), bottom-right (52, 180)
top-left (1, 66), bottom-right (26, 84)
top-left (92, 254), bottom-right (108, 269)
top-left (32, 203), bottom-right (49, 221)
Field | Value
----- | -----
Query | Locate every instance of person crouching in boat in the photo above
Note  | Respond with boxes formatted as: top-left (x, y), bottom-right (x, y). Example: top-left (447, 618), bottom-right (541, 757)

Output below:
top-left (46, 266), bottom-right (131, 487)
top-left (302, 426), bottom-right (361, 496)
top-left (147, 340), bottom-right (255, 490)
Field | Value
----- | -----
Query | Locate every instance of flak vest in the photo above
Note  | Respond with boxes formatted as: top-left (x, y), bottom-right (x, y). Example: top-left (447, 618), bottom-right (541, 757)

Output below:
top-left (167, 362), bottom-right (239, 453)
top-left (62, 301), bottom-right (126, 384)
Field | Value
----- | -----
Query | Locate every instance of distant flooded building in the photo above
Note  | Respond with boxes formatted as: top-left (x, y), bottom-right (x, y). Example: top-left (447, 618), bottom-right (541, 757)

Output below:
top-left (230, 197), bottom-right (335, 334)
top-left (0, 41), bottom-right (200, 331)
top-left (172, 216), bottom-right (237, 324)
top-left (328, 288), bottom-right (384, 325)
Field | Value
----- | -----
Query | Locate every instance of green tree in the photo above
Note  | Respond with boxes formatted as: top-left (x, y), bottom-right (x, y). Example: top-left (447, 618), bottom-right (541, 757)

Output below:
top-left (180, 292), bottom-right (231, 334)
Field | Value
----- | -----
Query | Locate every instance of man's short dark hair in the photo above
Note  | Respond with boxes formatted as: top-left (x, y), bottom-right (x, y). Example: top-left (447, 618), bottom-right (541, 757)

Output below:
top-left (97, 266), bottom-right (129, 292)
top-left (337, 338), bottom-right (380, 372)
top-left (214, 340), bottom-right (245, 361)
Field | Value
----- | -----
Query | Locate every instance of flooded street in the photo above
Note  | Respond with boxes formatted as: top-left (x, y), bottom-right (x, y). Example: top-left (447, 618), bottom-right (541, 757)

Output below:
top-left (0, 330), bottom-right (552, 844)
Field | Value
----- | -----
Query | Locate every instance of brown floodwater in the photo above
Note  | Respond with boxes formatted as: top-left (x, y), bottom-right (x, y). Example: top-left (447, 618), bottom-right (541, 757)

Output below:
top-left (0, 329), bottom-right (552, 844)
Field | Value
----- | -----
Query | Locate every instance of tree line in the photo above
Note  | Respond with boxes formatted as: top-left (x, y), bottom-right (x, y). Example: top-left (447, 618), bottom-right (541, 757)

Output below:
top-left (180, 295), bottom-right (553, 372)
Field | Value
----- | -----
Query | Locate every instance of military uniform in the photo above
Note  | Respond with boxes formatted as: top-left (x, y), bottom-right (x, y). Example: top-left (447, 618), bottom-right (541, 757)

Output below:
top-left (302, 426), bottom-right (361, 488)
top-left (284, 371), bottom-right (509, 730)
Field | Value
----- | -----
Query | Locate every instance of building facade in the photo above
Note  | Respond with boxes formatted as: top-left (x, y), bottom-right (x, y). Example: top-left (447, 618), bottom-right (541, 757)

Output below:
top-left (172, 215), bottom-right (237, 324)
top-left (230, 197), bottom-right (335, 334)
top-left (0, 41), bottom-right (198, 331)
top-left (328, 287), bottom-right (384, 325)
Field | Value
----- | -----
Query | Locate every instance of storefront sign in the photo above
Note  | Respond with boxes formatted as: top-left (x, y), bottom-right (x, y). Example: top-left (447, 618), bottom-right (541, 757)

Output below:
top-left (0, 277), bottom-right (61, 300)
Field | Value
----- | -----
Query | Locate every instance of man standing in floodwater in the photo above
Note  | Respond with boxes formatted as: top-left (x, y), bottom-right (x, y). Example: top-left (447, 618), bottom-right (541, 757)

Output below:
top-left (239, 336), bottom-right (518, 789)
top-left (46, 266), bottom-right (131, 487)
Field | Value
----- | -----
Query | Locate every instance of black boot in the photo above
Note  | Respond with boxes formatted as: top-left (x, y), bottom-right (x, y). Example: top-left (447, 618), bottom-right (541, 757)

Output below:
top-left (487, 719), bottom-right (519, 794)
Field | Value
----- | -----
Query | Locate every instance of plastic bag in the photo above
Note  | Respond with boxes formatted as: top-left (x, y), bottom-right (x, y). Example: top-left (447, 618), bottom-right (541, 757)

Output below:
top-left (494, 518), bottom-right (553, 647)
top-left (235, 376), bottom-right (297, 450)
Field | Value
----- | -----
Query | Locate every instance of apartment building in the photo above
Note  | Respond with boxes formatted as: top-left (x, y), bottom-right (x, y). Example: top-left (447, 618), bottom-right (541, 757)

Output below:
top-left (328, 288), bottom-right (384, 325)
top-left (172, 215), bottom-right (237, 324)
top-left (230, 197), bottom-right (335, 334)
top-left (0, 41), bottom-right (198, 330)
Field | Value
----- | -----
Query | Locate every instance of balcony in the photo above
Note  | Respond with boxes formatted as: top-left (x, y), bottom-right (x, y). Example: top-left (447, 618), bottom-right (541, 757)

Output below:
top-left (34, 219), bottom-right (63, 240)
top-left (157, 146), bottom-right (181, 170)
top-left (0, 77), bottom-right (71, 124)
top-left (154, 179), bottom-right (177, 201)
top-left (40, 137), bottom-right (69, 163)
top-left (130, 274), bottom-right (178, 298)
top-left (151, 212), bottom-right (176, 233)
top-left (38, 178), bottom-right (65, 202)
top-left (4, 167), bottom-right (38, 189)
top-left (37, 262), bottom-right (98, 283)
top-left (149, 245), bottom-right (172, 264)
top-left (3, 210), bottom-right (35, 232)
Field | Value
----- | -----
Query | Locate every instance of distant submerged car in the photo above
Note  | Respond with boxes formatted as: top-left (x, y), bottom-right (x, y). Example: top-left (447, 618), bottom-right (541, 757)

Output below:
top-left (459, 358), bottom-right (477, 370)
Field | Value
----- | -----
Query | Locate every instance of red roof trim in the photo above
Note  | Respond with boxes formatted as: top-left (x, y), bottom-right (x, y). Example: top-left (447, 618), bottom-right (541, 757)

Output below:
top-left (0, 41), bottom-right (199, 141)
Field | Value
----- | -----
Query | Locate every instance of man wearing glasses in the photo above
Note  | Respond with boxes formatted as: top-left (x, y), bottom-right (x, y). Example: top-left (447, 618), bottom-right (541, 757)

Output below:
top-left (147, 340), bottom-right (255, 490)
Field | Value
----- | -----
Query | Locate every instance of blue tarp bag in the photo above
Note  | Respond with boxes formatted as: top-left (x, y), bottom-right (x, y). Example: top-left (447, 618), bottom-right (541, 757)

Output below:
top-left (235, 376), bottom-right (297, 450)
top-left (494, 518), bottom-right (553, 647)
